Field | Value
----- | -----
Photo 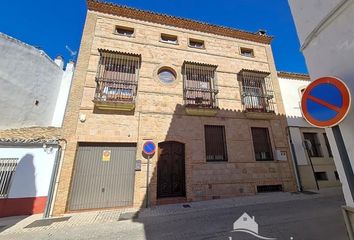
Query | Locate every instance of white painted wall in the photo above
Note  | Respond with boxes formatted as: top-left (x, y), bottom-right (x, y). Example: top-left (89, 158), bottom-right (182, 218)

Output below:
top-left (0, 145), bottom-right (57, 198)
top-left (0, 33), bottom-right (74, 129)
top-left (288, 0), bottom-right (354, 207)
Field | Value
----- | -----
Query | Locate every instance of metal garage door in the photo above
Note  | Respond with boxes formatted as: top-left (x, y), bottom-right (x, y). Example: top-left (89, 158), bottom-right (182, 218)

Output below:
top-left (68, 143), bottom-right (136, 211)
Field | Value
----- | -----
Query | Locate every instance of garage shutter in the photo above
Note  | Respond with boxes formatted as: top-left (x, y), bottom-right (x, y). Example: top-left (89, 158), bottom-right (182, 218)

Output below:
top-left (68, 143), bottom-right (136, 211)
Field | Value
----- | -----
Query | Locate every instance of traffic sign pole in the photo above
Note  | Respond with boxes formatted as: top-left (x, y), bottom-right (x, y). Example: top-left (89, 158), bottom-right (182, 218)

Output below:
top-left (142, 141), bottom-right (156, 208)
top-left (332, 126), bottom-right (354, 201)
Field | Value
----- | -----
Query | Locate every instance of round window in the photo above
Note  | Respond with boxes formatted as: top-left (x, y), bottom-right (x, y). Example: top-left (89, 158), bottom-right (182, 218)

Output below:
top-left (158, 68), bottom-right (176, 84)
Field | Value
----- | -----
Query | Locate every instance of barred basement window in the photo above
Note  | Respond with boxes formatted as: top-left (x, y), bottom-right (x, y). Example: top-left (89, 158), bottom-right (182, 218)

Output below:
top-left (238, 70), bottom-right (275, 113)
top-left (251, 127), bottom-right (273, 161)
top-left (183, 61), bottom-right (218, 108)
top-left (204, 125), bottom-right (228, 162)
top-left (94, 49), bottom-right (140, 103)
top-left (0, 158), bottom-right (18, 198)
top-left (115, 26), bottom-right (134, 37)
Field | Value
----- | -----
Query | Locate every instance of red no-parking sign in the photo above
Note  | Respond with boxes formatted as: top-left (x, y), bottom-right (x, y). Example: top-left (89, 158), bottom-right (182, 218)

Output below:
top-left (301, 77), bottom-right (351, 128)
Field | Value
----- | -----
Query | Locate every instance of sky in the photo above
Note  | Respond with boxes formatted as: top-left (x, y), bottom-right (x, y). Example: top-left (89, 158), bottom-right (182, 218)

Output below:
top-left (0, 0), bottom-right (308, 73)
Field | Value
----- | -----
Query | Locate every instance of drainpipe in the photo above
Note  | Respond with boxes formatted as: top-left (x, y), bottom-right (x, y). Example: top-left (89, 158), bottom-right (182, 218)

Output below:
top-left (286, 127), bottom-right (303, 192)
top-left (43, 139), bottom-right (67, 218)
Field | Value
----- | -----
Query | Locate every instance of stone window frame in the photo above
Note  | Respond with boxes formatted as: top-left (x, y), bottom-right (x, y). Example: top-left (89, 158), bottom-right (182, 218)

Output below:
top-left (153, 64), bottom-right (181, 87)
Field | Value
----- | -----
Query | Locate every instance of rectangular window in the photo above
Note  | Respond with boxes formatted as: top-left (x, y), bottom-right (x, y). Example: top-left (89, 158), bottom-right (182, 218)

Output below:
top-left (240, 47), bottom-right (254, 57)
top-left (94, 50), bottom-right (140, 103)
top-left (251, 127), bottom-right (273, 161)
top-left (204, 125), bottom-right (228, 162)
top-left (0, 158), bottom-right (18, 198)
top-left (160, 34), bottom-right (178, 44)
top-left (189, 38), bottom-right (205, 49)
top-left (303, 133), bottom-right (322, 157)
top-left (323, 133), bottom-right (333, 157)
top-left (115, 26), bottom-right (134, 37)
top-left (238, 70), bottom-right (275, 112)
top-left (183, 62), bottom-right (217, 108)
top-left (315, 172), bottom-right (328, 181)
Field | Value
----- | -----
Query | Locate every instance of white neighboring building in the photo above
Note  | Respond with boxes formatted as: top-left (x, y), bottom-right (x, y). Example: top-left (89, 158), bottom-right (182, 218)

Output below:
top-left (0, 32), bottom-right (74, 217)
top-left (288, 0), bottom-right (354, 237)
top-left (278, 72), bottom-right (340, 191)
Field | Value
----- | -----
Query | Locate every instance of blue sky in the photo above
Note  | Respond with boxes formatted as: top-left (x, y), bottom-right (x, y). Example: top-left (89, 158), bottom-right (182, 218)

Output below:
top-left (0, 0), bottom-right (308, 73)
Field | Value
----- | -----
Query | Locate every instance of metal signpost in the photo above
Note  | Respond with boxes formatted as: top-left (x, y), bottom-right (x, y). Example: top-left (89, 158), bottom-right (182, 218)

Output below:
top-left (142, 140), bottom-right (156, 208)
top-left (301, 76), bottom-right (354, 199)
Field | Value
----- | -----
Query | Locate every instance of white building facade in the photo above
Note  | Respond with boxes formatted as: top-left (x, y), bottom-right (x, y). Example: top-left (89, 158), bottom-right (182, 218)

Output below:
top-left (278, 72), bottom-right (340, 191)
top-left (288, 0), bottom-right (354, 237)
top-left (0, 32), bottom-right (74, 217)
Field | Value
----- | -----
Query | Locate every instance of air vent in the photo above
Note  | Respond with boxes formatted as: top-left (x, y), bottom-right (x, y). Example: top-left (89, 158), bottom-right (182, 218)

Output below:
top-left (257, 184), bottom-right (283, 193)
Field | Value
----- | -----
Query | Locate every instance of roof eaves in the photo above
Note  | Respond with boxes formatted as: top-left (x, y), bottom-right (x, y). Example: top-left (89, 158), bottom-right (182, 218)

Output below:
top-left (87, 0), bottom-right (273, 45)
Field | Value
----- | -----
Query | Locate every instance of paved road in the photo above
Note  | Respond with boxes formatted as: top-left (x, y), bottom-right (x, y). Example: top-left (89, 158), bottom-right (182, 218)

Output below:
top-left (0, 193), bottom-right (348, 240)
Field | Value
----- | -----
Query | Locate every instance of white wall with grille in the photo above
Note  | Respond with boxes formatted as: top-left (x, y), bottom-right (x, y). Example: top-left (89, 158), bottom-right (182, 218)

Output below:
top-left (0, 146), bottom-right (57, 198)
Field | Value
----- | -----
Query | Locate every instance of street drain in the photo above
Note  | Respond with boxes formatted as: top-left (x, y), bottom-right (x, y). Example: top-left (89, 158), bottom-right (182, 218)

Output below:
top-left (182, 204), bottom-right (191, 208)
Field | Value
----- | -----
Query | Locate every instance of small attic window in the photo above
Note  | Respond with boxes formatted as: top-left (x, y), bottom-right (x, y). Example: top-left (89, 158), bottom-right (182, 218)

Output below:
top-left (115, 26), bottom-right (134, 37)
top-left (240, 48), bottom-right (254, 57)
top-left (160, 34), bottom-right (178, 44)
top-left (189, 39), bottom-right (205, 49)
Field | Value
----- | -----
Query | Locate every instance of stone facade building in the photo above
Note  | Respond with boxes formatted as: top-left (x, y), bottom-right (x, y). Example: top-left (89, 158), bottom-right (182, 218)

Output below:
top-left (278, 71), bottom-right (340, 191)
top-left (53, 0), bottom-right (296, 215)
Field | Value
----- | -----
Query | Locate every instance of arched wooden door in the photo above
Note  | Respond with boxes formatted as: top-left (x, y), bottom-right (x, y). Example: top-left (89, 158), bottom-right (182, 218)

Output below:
top-left (157, 141), bottom-right (186, 198)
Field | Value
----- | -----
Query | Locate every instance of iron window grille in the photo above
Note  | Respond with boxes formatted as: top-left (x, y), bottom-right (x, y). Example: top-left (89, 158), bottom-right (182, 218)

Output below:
top-left (238, 70), bottom-right (275, 113)
top-left (94, 50), bottom-right (140, 104)
top-left (303, 132), bottom-right (323, 157)
top-left (183, 62), bottom-right (218, 108)
top-left (251, 127), bottom-right (273, 161)
top-left (204, 125), bottom-right (228, 162)
top-left (0, 158), bottom-right (18, 198)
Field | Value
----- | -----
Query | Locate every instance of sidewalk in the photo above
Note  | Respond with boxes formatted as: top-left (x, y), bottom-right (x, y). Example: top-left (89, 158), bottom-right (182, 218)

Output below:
top-left (0, 187), bottom-right (342, 237)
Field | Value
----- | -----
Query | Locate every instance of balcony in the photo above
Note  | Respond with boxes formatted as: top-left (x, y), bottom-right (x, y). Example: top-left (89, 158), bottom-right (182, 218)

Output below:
top-left (184, 88), bottom-right (218, 116)
top-left (238, 69), bottom-right (275, 119)
top-left (93, 78), bottom-right (137, 111)
top-left (183, 61), bottom-right (218, 116)
top-left (93, 49), bottom-right (140, 112)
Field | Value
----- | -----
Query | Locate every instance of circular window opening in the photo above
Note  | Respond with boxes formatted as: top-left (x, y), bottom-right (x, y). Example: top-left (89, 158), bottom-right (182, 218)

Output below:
top-left (158, 68), bottom-right (176, 84)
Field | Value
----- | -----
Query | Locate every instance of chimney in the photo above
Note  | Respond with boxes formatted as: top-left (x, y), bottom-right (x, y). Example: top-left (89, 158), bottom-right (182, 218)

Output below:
top-left (54, 55), bottom-right (64, 69)
top-left (65, 60), bottom-right (75, 72)
top-left (257, 29), bottom-right (267, 36)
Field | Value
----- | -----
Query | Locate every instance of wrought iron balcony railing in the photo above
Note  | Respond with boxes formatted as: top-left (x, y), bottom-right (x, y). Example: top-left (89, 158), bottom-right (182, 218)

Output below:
top-left (184, 87), bottom-right (218, 108)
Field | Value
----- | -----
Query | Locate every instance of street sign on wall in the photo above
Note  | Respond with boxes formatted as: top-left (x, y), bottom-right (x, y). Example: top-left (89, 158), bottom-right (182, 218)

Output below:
top-left (301, 76), bottom-right (351, 128)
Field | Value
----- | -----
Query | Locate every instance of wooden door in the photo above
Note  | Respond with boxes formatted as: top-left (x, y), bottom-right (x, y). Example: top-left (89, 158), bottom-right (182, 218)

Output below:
top-left (157, 141), bottom-right (186, 198)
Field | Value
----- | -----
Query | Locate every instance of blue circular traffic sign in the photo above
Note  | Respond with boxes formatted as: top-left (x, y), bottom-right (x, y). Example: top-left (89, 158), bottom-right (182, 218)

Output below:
top-left (301, 77), bottom-right (351, 128)
top-left (143, 141), bottom-right (156, 155)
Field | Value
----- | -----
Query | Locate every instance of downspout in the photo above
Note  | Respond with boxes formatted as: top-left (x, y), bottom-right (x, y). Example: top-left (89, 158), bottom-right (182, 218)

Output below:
top-left (43, 139), bottom-right (67, 218)
top-left (286, 126), bottom-right (303, 192)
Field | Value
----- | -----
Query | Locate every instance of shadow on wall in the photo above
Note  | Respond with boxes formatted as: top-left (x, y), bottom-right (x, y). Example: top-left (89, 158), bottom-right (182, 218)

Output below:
top-left (0, 154), bottom-right (37, 217)
top-left (132, 103), bottom-right (296, 239)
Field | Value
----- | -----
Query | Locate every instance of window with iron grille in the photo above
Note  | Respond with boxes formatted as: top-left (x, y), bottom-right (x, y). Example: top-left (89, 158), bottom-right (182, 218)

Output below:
top-left (303, 132), bottom-right (323, 157)
top-left (94, 50), bottom-right (140, 103)
top-left (251, 127), bottom-right (273, 161)
top-left (0, 158), bottom-right (18, 198)
top-left (204, 125), bottom-right (227, 162)
top-left (238, 70), bottom-right (275, 112)
top-left (323, 133), bottom-right (333, 157)
top-left (183, 62), bottom-right (218, 108)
